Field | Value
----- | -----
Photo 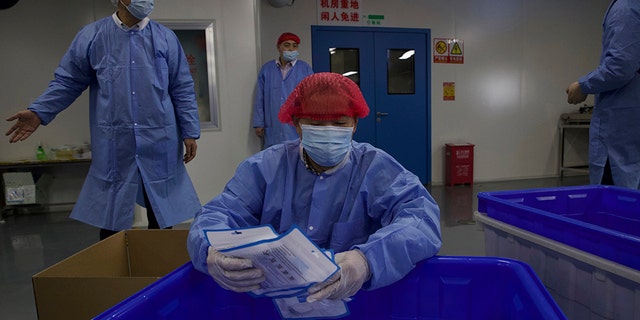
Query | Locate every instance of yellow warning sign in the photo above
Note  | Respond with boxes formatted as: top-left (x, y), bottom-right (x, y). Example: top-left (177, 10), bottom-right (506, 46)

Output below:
top-left (443, 82), bottom-right (455, 101)
top-left (448, 39), bottom-right (464, 64)
top-left (433, 38), bottom-right (449, 63)
top-left (451, 42), bottom-right (462, 55)
top-left (435, 40), bottom-right (448, 55)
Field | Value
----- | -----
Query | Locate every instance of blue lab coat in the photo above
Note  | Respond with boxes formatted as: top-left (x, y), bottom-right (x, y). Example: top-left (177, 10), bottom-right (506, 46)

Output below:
top-left (28, 17), bottom-right (201, 230)
top-left (579, 0), bottom-right (640, 189)
top-left (252, 59), bottom-right (313, 148)
top-left (188, 140), bottom-right (442, 290)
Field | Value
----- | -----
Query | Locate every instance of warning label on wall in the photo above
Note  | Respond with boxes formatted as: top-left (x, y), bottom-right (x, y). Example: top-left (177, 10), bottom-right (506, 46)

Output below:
top-left (433, 38), bottom-right (464, 64)
top-left (443, 82), bottom-right (455, 101)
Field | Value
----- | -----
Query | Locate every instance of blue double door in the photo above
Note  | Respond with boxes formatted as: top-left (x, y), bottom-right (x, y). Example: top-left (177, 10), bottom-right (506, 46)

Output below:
top-left (311, 26), bottom-right (432, 184)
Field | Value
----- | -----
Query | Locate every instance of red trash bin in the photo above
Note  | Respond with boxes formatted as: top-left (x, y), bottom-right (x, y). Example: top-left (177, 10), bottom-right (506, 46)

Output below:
top-left (445, 143), bottom-right (474, 186)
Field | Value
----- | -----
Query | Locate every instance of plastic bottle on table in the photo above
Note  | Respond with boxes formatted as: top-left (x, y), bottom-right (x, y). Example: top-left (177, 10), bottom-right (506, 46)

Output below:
top-left (36, 145), bottom-right (48, 161)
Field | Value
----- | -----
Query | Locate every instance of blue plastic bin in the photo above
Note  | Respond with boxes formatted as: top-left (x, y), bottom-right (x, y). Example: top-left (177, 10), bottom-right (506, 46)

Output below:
top-left (477, 185), bottom-right (640, 271)
top-left (94, 256), bottom-right (565, 320)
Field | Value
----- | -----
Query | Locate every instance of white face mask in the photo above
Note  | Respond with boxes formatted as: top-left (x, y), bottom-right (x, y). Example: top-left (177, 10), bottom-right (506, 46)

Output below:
top-left (300, 124), bottom-right (353, 167)
top-left (119, 0), bottom-right (154, 19)
top-left (282, 50), bottom-right (299, 62)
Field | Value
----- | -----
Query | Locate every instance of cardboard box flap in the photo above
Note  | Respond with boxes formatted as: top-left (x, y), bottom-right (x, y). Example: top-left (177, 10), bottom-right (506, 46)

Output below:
top-left (126, 229), bottom-right (190, 276)
top-left (34, 232), bottom-right (129, 277)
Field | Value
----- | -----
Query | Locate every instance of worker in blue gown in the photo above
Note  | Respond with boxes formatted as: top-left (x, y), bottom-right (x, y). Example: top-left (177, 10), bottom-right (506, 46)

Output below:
top-left (188, 72), bottom-right (442, 302)
top-left (5, 0), bottom-right (201, 239)
top-left (252, 32), bottom-right (314, 149)
top-left (566, 0), bottom-right (640, 189)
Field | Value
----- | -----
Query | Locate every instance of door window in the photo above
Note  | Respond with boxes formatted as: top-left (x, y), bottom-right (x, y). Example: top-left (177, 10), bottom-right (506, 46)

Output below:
top-left (329, 48), bottom-right (360, 86)
top-left (387, 49), bottom-right (415, 94)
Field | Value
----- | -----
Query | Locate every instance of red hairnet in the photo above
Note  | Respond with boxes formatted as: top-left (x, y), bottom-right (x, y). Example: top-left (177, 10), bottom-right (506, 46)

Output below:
top-left (278, 72), bottom-right (370, 124)
top-left (277, 32), bottom-right (300, 45)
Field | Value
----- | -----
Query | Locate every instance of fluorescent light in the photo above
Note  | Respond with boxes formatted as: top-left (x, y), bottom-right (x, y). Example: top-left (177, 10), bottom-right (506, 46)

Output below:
top-left (342, 71), bottom-right (358, 77)
top-left (399, 50), bottom-right (415, 60)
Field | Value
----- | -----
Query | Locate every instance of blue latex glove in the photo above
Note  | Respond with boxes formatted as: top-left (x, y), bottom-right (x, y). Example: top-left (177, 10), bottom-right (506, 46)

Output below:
top-left (306, 249), bottom-right (370, 302)
top-left (206, 246), bottom-right (265, 292)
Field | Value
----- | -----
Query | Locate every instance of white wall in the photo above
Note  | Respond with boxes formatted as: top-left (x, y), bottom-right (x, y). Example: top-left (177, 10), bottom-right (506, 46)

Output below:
top-left (0, 0), bottom-right (95, 160)
top-left (259, 0), bottom-right (608, 184)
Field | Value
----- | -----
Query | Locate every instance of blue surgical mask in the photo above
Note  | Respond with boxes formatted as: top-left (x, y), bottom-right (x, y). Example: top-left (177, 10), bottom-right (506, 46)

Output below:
top-left (301, 124), bottom-right (353, 167)
top-left (282, 50), bottom-right (299, 62)
top-left (120, 0), bottom-right (154, 19)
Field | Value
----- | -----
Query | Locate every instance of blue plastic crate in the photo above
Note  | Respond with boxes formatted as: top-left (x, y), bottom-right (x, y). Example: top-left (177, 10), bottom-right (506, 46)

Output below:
top-left (94, 256), bottom-right (565, 320)
top-left (478, 185), bottom-right (640, 271)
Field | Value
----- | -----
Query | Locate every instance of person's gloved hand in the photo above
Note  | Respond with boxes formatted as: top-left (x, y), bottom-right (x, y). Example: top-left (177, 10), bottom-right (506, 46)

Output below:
top-left (206, 246), bottom-right (265, 292)
top-left (306, 249), bottom-right (370, 302)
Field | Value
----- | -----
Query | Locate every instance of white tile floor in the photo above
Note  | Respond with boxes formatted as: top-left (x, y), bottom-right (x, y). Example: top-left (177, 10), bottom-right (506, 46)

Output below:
top-left (0, 175), bottom-right (589, 319)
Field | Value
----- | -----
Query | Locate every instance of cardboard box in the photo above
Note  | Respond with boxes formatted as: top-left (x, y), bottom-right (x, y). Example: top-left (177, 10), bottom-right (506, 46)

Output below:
top-left (3, 172), bottom-right (36, 205)
top-left (32, 229), bottom-right (190, 320)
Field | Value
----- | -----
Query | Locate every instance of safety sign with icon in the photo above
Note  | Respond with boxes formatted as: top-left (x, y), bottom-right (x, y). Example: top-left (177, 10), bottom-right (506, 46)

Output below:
top-left (433, 38), bottom-right (464, 64)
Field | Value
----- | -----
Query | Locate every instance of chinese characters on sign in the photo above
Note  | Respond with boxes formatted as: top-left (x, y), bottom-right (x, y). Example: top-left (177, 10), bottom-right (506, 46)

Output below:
top-left (317, 0), bottom-right (364, 25)
top-left (433, 38), bottom-right (464, 64)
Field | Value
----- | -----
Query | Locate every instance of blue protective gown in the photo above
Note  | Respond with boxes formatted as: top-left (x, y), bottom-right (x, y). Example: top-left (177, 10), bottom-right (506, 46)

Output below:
top-left (188, 140), bottom-right (442, 290)
top-left (579, 0), bottom-right (640, 189)
top-left (252, 59), bottom-right (313, 148)
top-left (27, 16), bottom-right (201, 230)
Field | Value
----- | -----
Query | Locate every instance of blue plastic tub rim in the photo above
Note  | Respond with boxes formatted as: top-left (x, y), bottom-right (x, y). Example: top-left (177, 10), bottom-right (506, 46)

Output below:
top-left (477, 184), bottom-right (640, 242)
top-left (477, 184), bottom-right (636, 199)
top-left (94, 256), bottom-right (567, 320)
